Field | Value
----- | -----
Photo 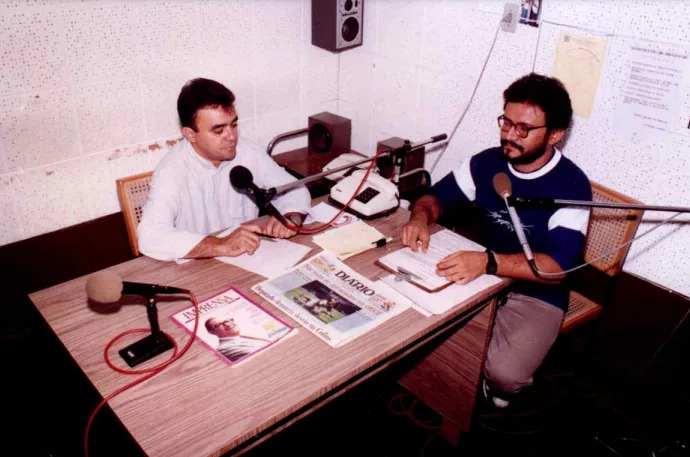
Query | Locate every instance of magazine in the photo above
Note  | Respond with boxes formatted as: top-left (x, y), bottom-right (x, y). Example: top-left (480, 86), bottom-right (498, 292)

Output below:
top-left (251, 251), bottom-right (413, 347)
top-left (170, 286), bottom-right (296, 367)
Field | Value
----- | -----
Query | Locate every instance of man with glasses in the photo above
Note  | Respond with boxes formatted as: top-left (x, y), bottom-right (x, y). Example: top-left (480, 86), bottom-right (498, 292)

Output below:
top-left (400, 73), bottom-right (591, 408)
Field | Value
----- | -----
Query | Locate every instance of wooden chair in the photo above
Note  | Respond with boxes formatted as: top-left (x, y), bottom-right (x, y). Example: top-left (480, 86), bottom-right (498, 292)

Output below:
top-left (116, 171), bottom-right (154, 257)
top-left (560, 181), bottom-right (643, 332)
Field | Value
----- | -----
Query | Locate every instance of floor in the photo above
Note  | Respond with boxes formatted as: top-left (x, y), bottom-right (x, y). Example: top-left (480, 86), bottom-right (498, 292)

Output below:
top-left (2, 268), bottom-right (689, 457)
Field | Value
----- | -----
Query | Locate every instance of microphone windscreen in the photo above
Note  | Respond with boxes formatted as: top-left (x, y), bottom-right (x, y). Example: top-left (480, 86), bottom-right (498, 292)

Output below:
top-left (493, 173), bottom-right (512, 198)
top-left (86, 271), bottom-right (123, 303)
top-left (230, 166), bottom-right (253, 190)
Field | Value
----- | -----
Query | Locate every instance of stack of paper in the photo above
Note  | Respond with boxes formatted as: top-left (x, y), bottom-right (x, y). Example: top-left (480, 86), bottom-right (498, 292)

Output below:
top-left (214, 227), bottom-right (312, 278)
top-left (305, 202), bottom-right (360, 227)
top-left (377, 230), bottom-right (503, 314)
top-left (312, 221), bottom-right (387, 260)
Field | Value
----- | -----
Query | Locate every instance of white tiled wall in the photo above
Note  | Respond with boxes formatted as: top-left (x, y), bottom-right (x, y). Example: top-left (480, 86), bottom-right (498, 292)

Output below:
top-left (3, 0), bottom-right (689, 298)
top-left (0, 0), bottom-right (337, 244)
top-left (338, 0), bottom-right (690, 297)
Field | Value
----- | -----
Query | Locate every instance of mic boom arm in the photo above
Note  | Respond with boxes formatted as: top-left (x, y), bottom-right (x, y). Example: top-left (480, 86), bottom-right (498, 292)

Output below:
top-left (509, 196), bottom-right (690, 214)
top-left (271, 134), bottom-right (448, 196)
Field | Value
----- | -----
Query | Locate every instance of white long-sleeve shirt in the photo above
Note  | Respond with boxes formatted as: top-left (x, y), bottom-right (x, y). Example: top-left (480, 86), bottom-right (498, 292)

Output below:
top-left (137, 137), bottom-right (311, 261)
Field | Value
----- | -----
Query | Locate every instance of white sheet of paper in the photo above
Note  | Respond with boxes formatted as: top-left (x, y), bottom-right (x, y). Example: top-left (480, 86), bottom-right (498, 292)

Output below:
top-left (214, 227), bottom-right (312, 279)
top-left (380, 273), bottom-right (502, 315)
top-left (378, 230), bottom-right (487, 291)
top-left (312, 220), bottom-right (386, 260)
top-left (305, 202), bottom-right (360, 227)
top-left (614, 43), bottom-right (689, 142)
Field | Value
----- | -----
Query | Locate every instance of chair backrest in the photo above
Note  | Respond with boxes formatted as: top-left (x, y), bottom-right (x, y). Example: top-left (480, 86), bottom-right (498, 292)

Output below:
top-left (116, 171), bottom-right (154, 257)
top-left (584, 181), bottom-right (644, 276)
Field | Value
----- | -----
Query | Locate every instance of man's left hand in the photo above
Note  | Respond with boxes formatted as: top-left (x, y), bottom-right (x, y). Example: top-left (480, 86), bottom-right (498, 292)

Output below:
top-left (436, 251), bottom-right (488, 285)
top-left (264, 216), bottom-right (297, 239)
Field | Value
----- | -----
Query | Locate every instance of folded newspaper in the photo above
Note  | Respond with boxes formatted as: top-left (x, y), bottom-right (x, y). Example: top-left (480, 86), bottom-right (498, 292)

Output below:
top-left (251, 251), bottom-right (412, 347)
top-left (170, 286), bottom-right (296, 367)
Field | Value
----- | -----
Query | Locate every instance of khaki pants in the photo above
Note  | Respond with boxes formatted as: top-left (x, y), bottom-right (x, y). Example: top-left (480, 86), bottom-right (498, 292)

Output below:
top-left (484, 293), bottom-right (564, 395)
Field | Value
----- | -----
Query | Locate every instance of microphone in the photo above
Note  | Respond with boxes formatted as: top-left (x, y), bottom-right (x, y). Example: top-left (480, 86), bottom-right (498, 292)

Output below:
top-left (86, 271), bottom-right (187, 303)
top-left (492, 173), bottom-right (537, 268)
top-left (86, 271), bottom-right (181, 367)
top-left (230, 165), bottom-right (263, 196)
top-left (230, 165), bottom-right (288, 226)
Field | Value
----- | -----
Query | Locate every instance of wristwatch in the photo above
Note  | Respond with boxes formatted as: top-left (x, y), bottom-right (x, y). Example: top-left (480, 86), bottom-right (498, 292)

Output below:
top-left (485, 250), bottom-right (497, 275)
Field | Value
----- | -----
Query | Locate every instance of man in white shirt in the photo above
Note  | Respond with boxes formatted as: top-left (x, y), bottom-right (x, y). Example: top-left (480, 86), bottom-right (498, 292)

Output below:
top-left (205, 317), bottom-right (270, 363)
top-left (138, 78), bottom-right (311, 261)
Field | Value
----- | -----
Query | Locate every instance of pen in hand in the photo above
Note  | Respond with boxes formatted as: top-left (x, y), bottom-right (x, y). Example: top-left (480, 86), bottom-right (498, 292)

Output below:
top-left (257, 233), bottom-right (278, 242)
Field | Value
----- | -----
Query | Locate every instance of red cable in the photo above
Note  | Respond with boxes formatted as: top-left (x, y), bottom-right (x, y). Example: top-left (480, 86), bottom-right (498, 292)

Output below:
top-left (284, 150), bottom-right (388, 235)
top-left (84, 290), bottom-right (200, 457)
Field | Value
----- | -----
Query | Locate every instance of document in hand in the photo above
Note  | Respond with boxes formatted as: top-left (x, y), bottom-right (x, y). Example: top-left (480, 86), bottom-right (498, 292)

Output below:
top-left (376, 229), bottom-right (503, 315)
top-left (170, 287), bottom-right (297, 367)
top-left (375, 229), bottom-right (489, 293)
top-left (380, 273), bottom-right (503, 315)
top-left (214, 227), bottom-right (312, 278)
top-left (252, 251), bottom-right (413, 347)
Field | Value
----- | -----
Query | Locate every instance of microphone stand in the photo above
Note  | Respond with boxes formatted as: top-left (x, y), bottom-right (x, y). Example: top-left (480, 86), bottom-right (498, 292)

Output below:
top-left (238, 134), bottom-right (446, 228)
top-left (509, 197), bottom-right (690, 214)
top-left (506, 196), bottom-right (690, 280)
top-left (270, 134), bottom-right (448, 197)
top-left (118, 293), bottom-right (174, 367)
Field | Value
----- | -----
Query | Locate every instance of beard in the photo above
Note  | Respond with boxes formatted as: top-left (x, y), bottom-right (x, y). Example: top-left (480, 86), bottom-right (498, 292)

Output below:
top-left (500, 138), bottom-right (549, 166)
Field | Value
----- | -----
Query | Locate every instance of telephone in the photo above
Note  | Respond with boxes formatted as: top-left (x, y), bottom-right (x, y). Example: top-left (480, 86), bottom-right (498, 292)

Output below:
top-left (322, 153), bottom-right (364, 181)
top-left (329, 169), bottom-right (400, 220)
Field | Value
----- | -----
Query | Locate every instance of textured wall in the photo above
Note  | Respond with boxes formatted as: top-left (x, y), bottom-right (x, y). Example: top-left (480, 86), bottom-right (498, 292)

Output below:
top-left (338, 0), bottom-right (690, 297)
top-left (0, 0), bottom-right (337, 244)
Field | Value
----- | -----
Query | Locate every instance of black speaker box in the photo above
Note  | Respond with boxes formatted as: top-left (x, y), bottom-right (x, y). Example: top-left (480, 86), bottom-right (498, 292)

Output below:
top-left (312, 0), bottom-right (364, 52)
top-left (308, 112), bottom-right (352, 155)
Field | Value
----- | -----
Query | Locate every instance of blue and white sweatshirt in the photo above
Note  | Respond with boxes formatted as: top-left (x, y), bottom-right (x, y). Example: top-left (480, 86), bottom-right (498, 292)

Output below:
top-left (428, 147), bottom-right (592, 310)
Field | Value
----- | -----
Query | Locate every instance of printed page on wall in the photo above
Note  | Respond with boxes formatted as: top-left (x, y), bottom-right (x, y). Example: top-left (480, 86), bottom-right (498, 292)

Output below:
top-left (614, 43), bottom-right (689, 142)
top-left (552, 32), bottom-right (608, 118)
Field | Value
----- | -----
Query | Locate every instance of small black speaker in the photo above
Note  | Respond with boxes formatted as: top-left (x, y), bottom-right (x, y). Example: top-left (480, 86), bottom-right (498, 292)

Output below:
top-left (312, 0), bottom-right (364, 52)
top-left (308, 112), bottom-right (351, 155)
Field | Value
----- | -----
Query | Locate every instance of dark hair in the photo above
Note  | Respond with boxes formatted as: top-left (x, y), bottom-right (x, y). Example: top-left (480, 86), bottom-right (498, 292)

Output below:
top-left (177, 78), bottom-right (235, 130)
top-left (503, 73), bottom-right (572, 130)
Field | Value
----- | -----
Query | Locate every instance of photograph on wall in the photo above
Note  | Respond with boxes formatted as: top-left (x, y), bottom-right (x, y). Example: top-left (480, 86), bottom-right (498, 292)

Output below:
top-left (519, 0), bottom-right (541, 27)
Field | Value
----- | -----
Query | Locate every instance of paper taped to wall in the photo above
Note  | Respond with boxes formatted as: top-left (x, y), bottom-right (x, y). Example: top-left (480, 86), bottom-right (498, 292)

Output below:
top-left (552, 32), bottom-right (608, 118)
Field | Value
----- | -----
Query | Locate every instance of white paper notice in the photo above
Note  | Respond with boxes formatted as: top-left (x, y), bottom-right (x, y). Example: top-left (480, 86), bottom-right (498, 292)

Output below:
top-left (214, 227), bottom-right (312, 279)
top-left (552, 32), bottom-right (608, 118)
top-left (305, 202), bottom-right (360, 227)
top-left (380, 273), bottom-right (502, 315)
top-left (615, 43), bottom-right (689, 142)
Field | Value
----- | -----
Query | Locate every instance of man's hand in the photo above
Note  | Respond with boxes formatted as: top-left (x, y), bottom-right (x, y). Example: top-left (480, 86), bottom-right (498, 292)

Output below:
top-left (215, 224), bottom-right (262, 257)
top-left (264, 216), bottom-right (297, 239)
top-left (436, 251), bottom-right (488, 285)
top-left (401, 219), bottom-right (431, 253)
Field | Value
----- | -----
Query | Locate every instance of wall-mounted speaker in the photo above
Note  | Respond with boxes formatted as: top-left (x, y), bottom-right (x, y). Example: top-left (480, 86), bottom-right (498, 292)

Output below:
top-left (312, 0), bottom-right (364, 52)
top-left (308, 112), bottom-right (351, 155)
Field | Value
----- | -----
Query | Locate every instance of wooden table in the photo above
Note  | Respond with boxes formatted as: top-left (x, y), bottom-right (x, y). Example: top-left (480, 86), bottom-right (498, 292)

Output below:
top-left (29, 205), bottom-right (510, 456)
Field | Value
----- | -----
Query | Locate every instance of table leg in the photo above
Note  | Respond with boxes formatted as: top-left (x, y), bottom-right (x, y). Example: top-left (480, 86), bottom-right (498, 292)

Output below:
top-left (398, 297), bottom-right (498, 443)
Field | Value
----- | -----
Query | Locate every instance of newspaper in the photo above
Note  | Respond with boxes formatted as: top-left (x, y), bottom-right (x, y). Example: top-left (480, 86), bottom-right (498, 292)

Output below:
top-left (251, 251), bottom-right (413, 347)
top-left (170, 286), bottom-right (296, 367)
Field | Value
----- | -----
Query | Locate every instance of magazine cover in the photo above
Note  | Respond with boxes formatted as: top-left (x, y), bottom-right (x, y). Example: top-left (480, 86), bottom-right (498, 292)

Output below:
top-left (251, 251), bottom-right (412, 347)
top-left (170, 286), bottom-right (296, 367)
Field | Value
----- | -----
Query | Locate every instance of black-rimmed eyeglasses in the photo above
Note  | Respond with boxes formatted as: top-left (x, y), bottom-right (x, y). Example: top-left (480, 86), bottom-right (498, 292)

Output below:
top-left (497, 115), bottom-right (547, 138)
